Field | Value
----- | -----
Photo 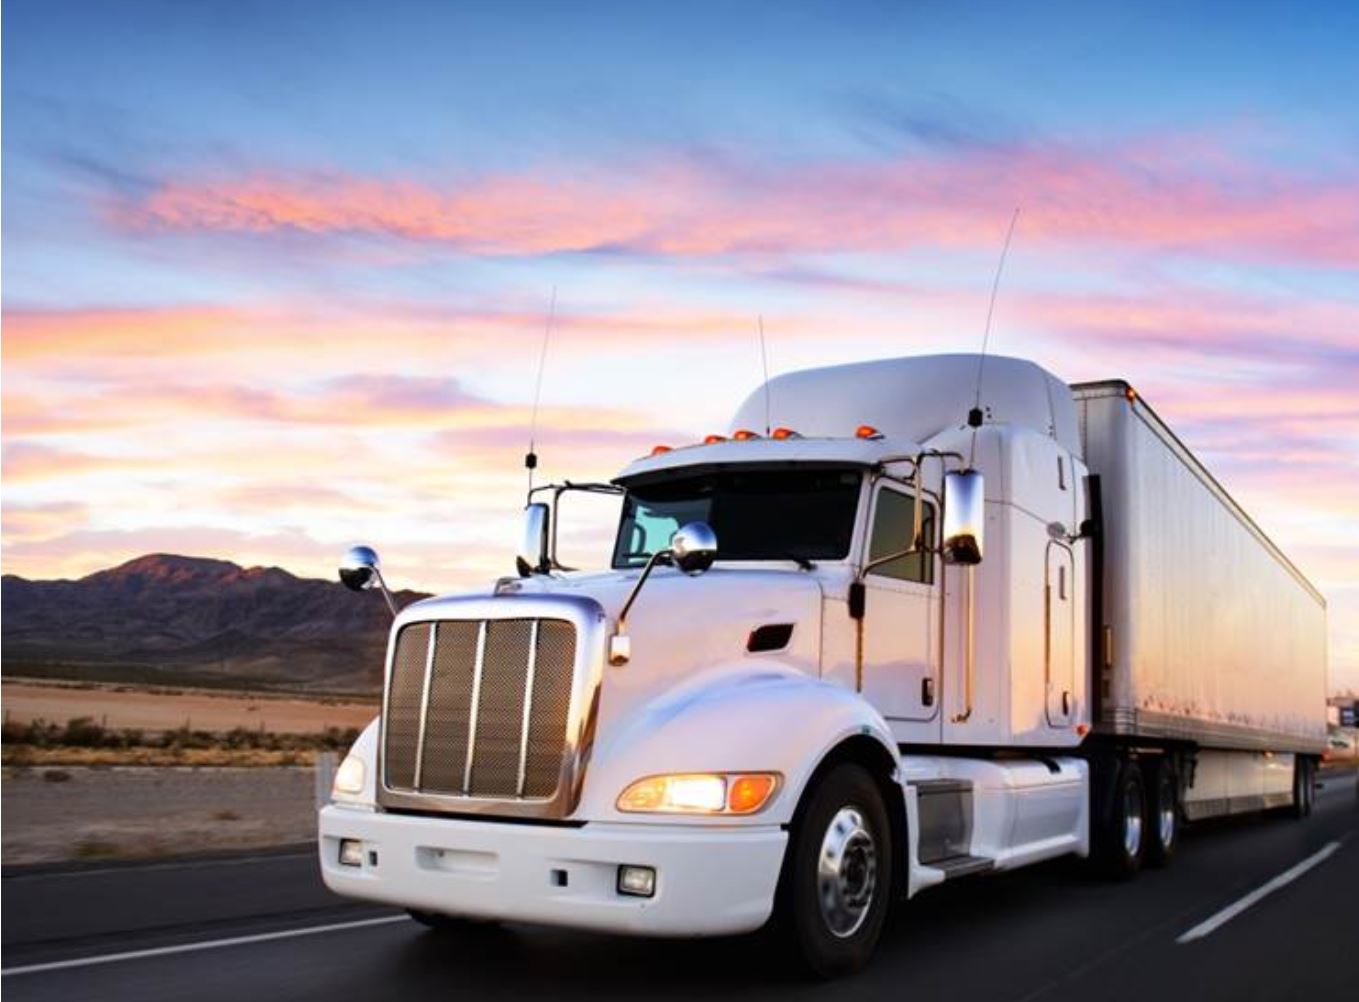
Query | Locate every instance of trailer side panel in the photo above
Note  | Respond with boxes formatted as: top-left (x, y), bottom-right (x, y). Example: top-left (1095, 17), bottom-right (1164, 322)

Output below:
top-left (1076, 383), bottom-right (1327, 753)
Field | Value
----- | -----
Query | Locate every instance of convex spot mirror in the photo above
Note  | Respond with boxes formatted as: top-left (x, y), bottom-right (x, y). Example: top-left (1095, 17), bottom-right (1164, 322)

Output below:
top-left (339, 545), bottom-right (382, 591)
top-left (942, 470), bottom-right (984, 565)
top-left (670, 521), bottom-right (718, 574)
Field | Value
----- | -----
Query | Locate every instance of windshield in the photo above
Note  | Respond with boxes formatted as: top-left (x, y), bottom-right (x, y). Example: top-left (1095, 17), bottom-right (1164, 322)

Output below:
top-left (612, 468), bottom-right (862, 568)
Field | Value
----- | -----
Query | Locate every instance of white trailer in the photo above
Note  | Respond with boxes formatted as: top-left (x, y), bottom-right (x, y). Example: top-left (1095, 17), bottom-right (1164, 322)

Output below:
top-left (1076, 382), bottom-right (1327, 822)
top-left (319, 354), bottom-right (1327, 976)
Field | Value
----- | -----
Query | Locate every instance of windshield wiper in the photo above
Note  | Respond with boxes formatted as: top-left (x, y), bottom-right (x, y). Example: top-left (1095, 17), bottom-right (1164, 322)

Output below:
top-left (777, 553), bottom-right (815, 571)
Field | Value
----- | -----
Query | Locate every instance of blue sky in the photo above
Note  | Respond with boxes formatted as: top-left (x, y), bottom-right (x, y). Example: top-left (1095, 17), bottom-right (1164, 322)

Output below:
top-left (3, 0), bottom-right (1357, 688)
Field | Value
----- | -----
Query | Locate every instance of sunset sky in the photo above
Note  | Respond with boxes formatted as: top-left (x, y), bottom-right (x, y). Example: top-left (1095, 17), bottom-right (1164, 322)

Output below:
top-left (3, 1), bottom-right (1357, 691)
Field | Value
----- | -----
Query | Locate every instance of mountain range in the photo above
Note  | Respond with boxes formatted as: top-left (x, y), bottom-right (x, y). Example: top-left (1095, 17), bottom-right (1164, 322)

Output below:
top-left (1, 554), bottom-right (431, 693)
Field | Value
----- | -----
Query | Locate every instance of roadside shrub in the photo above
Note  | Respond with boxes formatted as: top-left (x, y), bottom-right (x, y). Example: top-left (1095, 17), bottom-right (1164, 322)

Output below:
top-left (2, 719), bottom-right (62, 746)
top-left (61, 717), bottom-right (109, 747)
top-left (158, 726), bottom-right (218, 750)
top-left (2, 715), bottom-right (364, 754)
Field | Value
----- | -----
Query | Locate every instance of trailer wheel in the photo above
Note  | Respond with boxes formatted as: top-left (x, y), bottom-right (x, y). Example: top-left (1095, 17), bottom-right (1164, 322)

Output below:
top-left (1143, 759), bottom-right (1178, 868)
top-left (1095, 759), bottom-right (1145, 879)
top-left (1289, 757), bottom-right (1313, 819)
top-left (775, 762), bottom-right (893, 978)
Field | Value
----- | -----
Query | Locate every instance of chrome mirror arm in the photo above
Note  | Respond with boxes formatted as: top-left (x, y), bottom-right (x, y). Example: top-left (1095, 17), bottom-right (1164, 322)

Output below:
top-left (610, 549), bottom-right (671, 666)
top-left (368, 566), bottom-right (399, 618)
top-left (617, 549), bottom-right (671, 634)
top-left (609, 521), bottom-right (718, 666)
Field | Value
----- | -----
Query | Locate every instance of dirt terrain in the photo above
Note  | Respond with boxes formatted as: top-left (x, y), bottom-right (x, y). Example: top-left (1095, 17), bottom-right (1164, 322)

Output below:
top-left (2, 680), bottom-right (377, 734)
top-left (2, 766), bottom-right (322, 865)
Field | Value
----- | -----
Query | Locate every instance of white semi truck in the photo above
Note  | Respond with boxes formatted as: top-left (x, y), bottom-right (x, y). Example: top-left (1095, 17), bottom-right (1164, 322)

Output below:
top-left (319, 354), bottom-right (1328, 975)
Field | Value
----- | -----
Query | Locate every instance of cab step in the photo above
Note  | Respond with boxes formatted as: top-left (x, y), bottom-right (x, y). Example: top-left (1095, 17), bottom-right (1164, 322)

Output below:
top-left (931, 854), bottom-right (996, 879)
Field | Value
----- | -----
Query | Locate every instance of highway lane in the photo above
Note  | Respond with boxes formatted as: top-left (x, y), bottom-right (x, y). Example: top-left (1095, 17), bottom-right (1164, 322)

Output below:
top-left (4, 766), bottom-right (1355, 1001)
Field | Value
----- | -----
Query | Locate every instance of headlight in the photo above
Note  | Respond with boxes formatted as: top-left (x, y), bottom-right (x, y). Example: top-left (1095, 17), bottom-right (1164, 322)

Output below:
top-left (332, 754), bottom-right (366, 798)
top-left (617, 772), bottom-right (780, 815)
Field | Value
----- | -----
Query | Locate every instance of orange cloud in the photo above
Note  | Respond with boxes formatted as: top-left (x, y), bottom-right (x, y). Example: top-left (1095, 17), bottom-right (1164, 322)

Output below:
top-left (1, 443), bottom-right (158, 483)
top-left (0, 302), bottom-right (760, 375)
top-left (1, 502), bottom-right (90, 542)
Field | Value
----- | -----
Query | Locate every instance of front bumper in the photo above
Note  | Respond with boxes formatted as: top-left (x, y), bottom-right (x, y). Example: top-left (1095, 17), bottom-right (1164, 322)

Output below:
top-left (318, 805), bottom-right (787, 937)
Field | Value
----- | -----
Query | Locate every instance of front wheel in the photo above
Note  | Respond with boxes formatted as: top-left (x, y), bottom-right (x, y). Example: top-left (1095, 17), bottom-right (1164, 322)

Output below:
top-left (775, 763), bottom-right (894, 978)
top-left (407, 909), bottom-right (498, 933)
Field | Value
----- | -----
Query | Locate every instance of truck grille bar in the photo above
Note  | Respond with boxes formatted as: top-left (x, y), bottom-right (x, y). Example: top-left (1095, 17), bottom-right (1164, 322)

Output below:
top-left (382, 618), bottom-right (578, 802)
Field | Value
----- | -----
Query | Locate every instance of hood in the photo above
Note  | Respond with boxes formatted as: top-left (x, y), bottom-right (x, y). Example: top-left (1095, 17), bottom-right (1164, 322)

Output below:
top-left (503, 565), bottom-right (825, 763)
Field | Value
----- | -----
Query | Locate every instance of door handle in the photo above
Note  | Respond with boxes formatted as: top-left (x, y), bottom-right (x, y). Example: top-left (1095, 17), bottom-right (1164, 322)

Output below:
top-left (922, 677), bottom-right (935, 707)
top-left (1062, 690), bottom-right (1072, 716)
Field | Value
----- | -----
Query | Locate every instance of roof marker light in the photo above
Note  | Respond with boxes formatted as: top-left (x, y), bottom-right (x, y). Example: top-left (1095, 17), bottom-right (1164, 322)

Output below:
top-left (650, 445), bottom-right (673, 456)
top-left (856, 425), bottom-right (883, 440)
top-left (771, 427), bottom-right (800, 440)
top-left (703, 434), bottom-right (728, 445)
top-left (732, 429), bottom-right (761, 441)
top-left (1125, 386), bottom-right (1138, 403)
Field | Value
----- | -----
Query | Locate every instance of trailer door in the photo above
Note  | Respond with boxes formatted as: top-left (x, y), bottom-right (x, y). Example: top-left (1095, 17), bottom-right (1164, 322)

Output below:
top-left (1045, 542), bottom-right (1075, 727)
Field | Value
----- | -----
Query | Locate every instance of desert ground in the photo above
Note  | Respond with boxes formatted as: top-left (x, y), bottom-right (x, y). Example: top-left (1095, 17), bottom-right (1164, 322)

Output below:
top-left (1, 679), bottom-right (377, 734)
top-left (2, 679), bottom-right (374, 864)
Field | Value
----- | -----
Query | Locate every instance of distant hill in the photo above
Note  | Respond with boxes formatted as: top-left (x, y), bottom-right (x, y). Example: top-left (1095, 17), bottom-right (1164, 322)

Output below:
top-left (1, 554), bottom-right (430, 693)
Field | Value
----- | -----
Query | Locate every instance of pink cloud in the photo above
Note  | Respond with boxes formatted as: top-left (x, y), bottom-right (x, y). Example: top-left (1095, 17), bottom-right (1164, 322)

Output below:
top-left (114, 142), bottom-right (1359, 266)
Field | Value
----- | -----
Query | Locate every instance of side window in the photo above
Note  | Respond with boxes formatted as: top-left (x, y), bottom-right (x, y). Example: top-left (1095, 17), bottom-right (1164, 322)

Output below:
top-left (867, 488), bottom-right (935, 584)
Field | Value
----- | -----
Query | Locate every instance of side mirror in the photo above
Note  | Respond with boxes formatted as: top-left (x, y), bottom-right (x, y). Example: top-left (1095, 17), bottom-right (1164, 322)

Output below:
top-left (942, 470), bottom-right (984, 565)
top-left (339, 545), bottom-right (398, 616)
top-left (516, 502), bottom-right (550, 576)
top-left (340, 545), bottom-right (382, 592)
top-left (670, 521), bottom-right (718, 575)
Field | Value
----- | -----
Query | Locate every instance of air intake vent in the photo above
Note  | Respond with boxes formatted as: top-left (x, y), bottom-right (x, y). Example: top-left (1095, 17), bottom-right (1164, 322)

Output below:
top-left (747, 623), bottom-right (794, 652)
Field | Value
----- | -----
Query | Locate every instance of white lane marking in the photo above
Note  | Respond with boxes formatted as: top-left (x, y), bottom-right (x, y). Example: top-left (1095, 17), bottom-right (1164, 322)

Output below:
top-left (1177, 841), bottom-right (1343, 944)
top-left (1, 914), bottom-right (407, 977)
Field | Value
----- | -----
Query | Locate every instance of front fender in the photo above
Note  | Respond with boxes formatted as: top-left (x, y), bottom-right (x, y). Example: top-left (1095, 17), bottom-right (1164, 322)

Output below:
top-left (577, 664), bottom-right (897, 825)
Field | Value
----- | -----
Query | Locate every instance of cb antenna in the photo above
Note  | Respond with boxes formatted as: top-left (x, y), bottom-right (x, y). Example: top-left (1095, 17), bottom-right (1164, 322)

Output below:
top-left (758, 315), bottom-right (772, 436)
top-left (526, 286), bottom-right (557, 493)
top-left (968, 207), bottom-right (1020, 467)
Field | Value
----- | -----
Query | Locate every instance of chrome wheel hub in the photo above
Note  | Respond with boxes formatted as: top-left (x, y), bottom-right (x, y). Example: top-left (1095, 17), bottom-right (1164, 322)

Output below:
top-left (817, 807), bottom-right (878, 939)
top-left (1123, 784), bottom-right (1143, 858)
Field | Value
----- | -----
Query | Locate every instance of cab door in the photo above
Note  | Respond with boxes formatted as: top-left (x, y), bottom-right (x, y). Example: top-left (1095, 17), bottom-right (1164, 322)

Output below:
top-left (1045, 542), bottom-right (1075, 727)
top-left (859, 484), bottom-right (940, 735)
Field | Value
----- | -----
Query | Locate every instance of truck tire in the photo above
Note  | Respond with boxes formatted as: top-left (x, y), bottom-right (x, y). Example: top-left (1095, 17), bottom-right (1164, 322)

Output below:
top-left (1094, 759), bottom-right (1145, 879)
top-left (775, 762), bottom-right (893, 978)
top-left (406, 909), bottom-right (498, 933)
top-left (1288, 756), bottom-right (1313, 819)
top-left (1143, 758), bottom-right (1178, 868)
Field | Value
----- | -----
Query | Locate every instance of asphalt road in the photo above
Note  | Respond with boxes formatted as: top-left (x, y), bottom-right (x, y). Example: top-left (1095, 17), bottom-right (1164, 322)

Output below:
top-left (5, 766), bottom-right (1356, 1002)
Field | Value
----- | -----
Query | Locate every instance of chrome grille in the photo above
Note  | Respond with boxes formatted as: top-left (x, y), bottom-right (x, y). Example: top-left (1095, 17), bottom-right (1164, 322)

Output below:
top-left (383, 617), bottom-right (577, 801)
